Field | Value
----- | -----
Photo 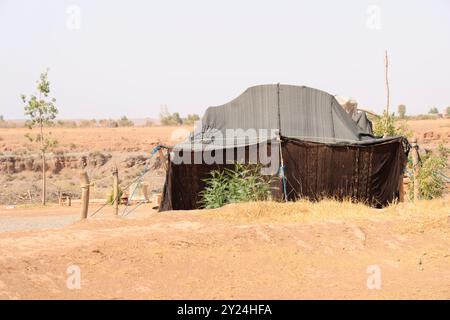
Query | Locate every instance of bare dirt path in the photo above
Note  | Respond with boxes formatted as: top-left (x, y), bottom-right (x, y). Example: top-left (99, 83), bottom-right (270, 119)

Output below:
top-left (0, 206), bottom-right (78, 232)
top-left (0, 199), bottom-right (449, 300)
top-left (0, 204), bottom-right (155, 232)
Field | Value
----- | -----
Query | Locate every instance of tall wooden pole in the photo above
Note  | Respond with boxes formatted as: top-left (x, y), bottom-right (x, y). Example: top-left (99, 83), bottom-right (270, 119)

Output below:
top-left (385, 50), bottom-right (390, 116)
top-left (112, 166), bottom-right (119, 216)
top-left (410, 138), bottom-right (420, 201)
top-left (80, 170), bottom-right (90, 219)
top-left (384, 50), bottom-right (390, 137)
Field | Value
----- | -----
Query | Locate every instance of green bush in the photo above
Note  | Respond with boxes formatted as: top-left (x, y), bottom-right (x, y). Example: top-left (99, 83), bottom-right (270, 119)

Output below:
top-left (373, 112), bottom-right (396, 137)
top-left (409, 144), bottom-right (449, 200)
top-left (182, 114), bottom-right (200, 125)
top-left (428, 107), bottom-right (439, 114)
top-left (160, 112), bottom-right (182, 126)
top-left (159, 105), bottom-right (183, 125)
top-left (199, 163), bottom-right (274, 209)
top-left (118, 116), bottom-right (134, 127)
top-left (373, 112), bottom-right (412, 138)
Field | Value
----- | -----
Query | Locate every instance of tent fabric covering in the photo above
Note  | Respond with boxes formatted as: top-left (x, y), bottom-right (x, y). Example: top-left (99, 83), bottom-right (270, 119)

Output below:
top-left (352, 111), bottom-right (374, 135)
top-left (159, 84), bottom-right (409, 211)
top-left (196, 84), bottom-right (375, 145)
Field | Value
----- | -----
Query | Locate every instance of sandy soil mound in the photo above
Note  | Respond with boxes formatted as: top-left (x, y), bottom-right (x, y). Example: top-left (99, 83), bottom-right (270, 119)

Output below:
top-left (0, 198), bottom-right (449, 299)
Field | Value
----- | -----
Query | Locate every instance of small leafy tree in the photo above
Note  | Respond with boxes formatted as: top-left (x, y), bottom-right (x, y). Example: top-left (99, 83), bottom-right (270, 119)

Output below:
top-left (172, 112), bottom-right (183, 125)
top-left (183, 114), bottom-right (200, 125)
top-left (160, 106), bottom-right (183, 125)
top-left (21, 70), bottom-right (58, 205)
top-left (428, 107), bottom-right (439, 114)
top-left (397, 104), bottom-right (406, 119)
top-left (445, 106), bottom-right (450, 116)
top-left (373, 111), bottom-right (412, 138)
top-left (118, 115), bottom-right (134, 127)
top-left (373, 112), bottom-right (396, 137)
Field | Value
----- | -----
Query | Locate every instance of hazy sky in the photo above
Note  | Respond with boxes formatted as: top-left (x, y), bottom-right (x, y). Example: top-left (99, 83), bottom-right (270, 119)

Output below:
top-left (1, 0), bottom-right (449, 119)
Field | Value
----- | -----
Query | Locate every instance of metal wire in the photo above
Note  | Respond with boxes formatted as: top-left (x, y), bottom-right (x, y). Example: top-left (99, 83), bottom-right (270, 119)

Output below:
top-left (90, 145), bottom-right (168, 217)
top-left (121, 145), bottom-right (164, 217)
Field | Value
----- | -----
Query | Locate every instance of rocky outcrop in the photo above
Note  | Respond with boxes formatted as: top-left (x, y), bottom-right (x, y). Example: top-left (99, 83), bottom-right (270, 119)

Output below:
top-left (123, 155), bottom-right (147, 168)
top-left (0, 152), bottom-right (113, 174)
top-left (423, 131), bottom-right (441, 141)
top-left (0, 151), bottom-right (166, 175)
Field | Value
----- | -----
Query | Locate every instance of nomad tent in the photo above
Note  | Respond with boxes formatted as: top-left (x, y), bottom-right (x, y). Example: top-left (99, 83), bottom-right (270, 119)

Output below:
top-left (160, 84), bottom-right (409, 211)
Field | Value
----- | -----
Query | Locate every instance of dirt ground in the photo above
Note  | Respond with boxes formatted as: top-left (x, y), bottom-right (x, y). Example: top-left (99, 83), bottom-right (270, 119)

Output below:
top-left (0, 125), bottom-right (192, 153)
top-left (408, 118), bottom-right (449, 146)
top-left (0, 119), bottom-right (449, 154)
top-left (0, 199), bottom-right (449, 300)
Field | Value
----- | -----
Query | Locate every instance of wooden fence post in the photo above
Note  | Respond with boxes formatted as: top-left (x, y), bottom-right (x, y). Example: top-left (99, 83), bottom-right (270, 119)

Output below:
top-left (399, 177), bottom-right (405, 202)
top-left (112, 166), bottom-right (119, 216)
top-left (410, 138), bottom-right (420, 201)
top-left (80, 170), bottom-right (90, 219)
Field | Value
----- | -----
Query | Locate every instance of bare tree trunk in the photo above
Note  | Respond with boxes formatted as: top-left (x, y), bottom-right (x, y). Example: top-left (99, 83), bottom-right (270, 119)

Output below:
top-left (42, 152), bottom-right (46, 205)
top-left (40, 118), bottom-right (46, 205)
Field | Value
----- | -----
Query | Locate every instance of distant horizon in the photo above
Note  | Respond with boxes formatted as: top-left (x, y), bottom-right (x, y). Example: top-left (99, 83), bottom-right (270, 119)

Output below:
top-left (2, 109), bottom-right (447, 122)
top-left (2, 103), bottom-right (449, 121)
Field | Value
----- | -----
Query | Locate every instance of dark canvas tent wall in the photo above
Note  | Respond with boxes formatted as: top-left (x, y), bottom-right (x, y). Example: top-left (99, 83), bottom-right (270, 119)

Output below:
top-left (160, 84), bottom-right (409, 211)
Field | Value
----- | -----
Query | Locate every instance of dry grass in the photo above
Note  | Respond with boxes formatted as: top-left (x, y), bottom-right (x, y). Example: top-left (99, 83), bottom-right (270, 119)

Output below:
top-left (203, 197), bottom-right (450, 224)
